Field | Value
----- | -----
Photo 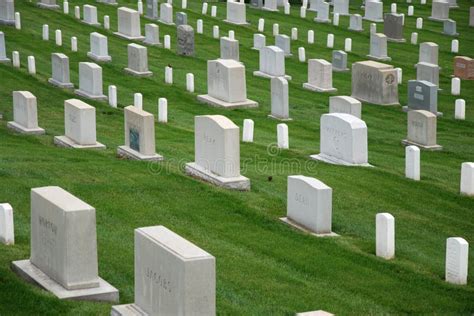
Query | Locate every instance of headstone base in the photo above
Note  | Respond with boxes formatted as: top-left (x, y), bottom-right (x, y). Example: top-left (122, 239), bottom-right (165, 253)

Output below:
top-left (7, 122), bottom-right (45, 135)
top-left (111, 303), bottom-right (148, 316)
top-left (11, 260), bottom-right (119, 302)
top-left (48, 78), bottom-right (74, 89)
top-left (143, 39), bottom-right (162, 46)
top-left (442, 31), bottom-right (458, 37)
top-left (428, 16), bottom-right (449, 22)
top-left (54, 135), bottom-right (106, 150)
top-left (96, 0), bottom-right (118, 5)
top-left (363, 17), bottom-right (384, 22)
top-left (279, 217), bottom-right (339, 237)
top-left (0, 57), bottom-right (11, 63)
top-left (253, 70), bottom-right (292, 80)
top-left (0, 19), bottom-right (15, 25)
top-left (314, 18), bottom-right (331, 23)
top-left (332, 67), bottom-right (350, 72)
top-left (117, 145), bottom-right (164, 161)
top-left (38, 3), bottom-right (60, 9)
top-left (262, 7), bottom-right (278, 12)
top-left (310, 153), bottom-right (373, 167)
top-left (74, 89), bottom-right (108, 101)
top-left (81, 21), bottom-right (101, 27)
top-left (366, 54), bottom-right (392, 61)
top-left (303, 83), bottom-right (337, 93)
top-left (197, 94), bottom-right (258, 109)
top-left (87, 52), bottom-right (112, 62)
top-left (348, 28), bottom-right (364, 32)
top-left (113, 32), bottom-right (145, 41)
top-left (351, 94), bottom-right (399, 106)
top-left (158, 19), bottom-right (175, 26)
top-left (401, 139), bottom-right (443, 151)
top-left (124, 68), bottom-right (153, 77)
top-left (387, 38), bottom-right (406, 43)
top-left (268, 114), bottom-right (292, 121)
top-left (185, 162), bottom-right (251, 191)
top-left (402, 106), bottom-right (443, 117)
top-left (223, 20), bottom-right (250, 26)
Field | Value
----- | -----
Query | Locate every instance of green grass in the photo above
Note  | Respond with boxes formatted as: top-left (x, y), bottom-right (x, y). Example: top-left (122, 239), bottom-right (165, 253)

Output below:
top-left (0, 0), bottom-right (473, 314)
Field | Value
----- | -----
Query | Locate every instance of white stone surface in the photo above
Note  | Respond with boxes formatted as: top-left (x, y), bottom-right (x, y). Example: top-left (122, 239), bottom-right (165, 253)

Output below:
top-left (186, 73), bottom-right (194, 92)
top-left (134, 93), bottom-right (143, 110)
top-left (8, 91), bottom-right (45, 134)
top-left (115, 7), bottom-right (144, 40)
top-left (329, 96), bottom-right (362, 118)
top-left (87, 32), bottom-right (111, 62)
top-left (75, 62), bottom-right (107, 100)
top-left (455, 99), bottom-right (465, 120)
top-left (270, 77), bottom-right (290, 120)
top-left (158, 98), bottom-right (167, 123)
top-left (125, 44), bottom-right (152, 77)
top-left (83, 5), bottom-right (99, 26)
top-left (27, 56), bottom-right (36, 74)
top-left (445, 237), bottom-right (469, 285)
top-left (254, 46), bottom-right (291, 80)
top-left (159, 3), bottom-right (174, 25)
top-left (403, 110), bottom-right (441, 150)
top-left (242, 119), bottom-right (254, 142)
top-left (277, 123), bottom-right (289, 149)
top-left (225, 1), bottom-right (248, 25)
top-left (344, 38), bottom-right (352, 52)
top-left (0, 203), bottom-right (14, 245)
top-left (451, 77), bottom-right (460, 95)
top-left (55, 29), bottom-right (62, 46)
top-left (108, 85), bottom-right (117, 108)
top-left (405, 145), bottom-right (420, 180)
top-left (303, 59), bottom-right (336, 92)
top-left (376, 213), bottom-right (395, 259)
top-left (460, 162), bottom-right (474, 196)
top-left (49, 53), bottom-right (73, 88)
top-left (42, 24), bottom-right (49, 40)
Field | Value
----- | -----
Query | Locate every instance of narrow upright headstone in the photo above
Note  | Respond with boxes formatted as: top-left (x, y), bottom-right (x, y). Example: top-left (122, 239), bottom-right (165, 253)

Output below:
top-left (7, 91), bottom-right (45, 135)
top-left (405, 145), bottom-right (420, 180)
top-left (445, 237), bottom-right (469, 285)
top-left (376, 213), bottom-right (395, 259)
top-left (159, 3), bottom-right (174, 25)
top-left (277, 123), bottom-right (289, 149)
top-left (82, 5), bottom-right (100, 26)
top-left (270, 77), bottom-right (291, 120)
top-left (0, 203), bottom-right (14, 245)
top-left (242, 119), bottom-right (254, 142)
top-left (460, 162), bottom-right (474, 196)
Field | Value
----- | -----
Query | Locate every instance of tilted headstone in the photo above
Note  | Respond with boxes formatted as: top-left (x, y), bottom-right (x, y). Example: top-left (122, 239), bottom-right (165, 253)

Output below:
top-left (0, 31), bottom-right (10, 63)
top-left (351, 60), bottom-right (399, 105)
top-left (7, 91), bottom-right (45, 135)
top-left (281, 175), bottom-right (335, 236)
top-left (349, 14), bottom-right (364, 32)
top-left (111, 226), bottom-right (215, 315)
top-left (48, 53), bottom-right (73, 88)
top-left (429, 0), bottom-right (449, 21)
top-left (198, 59), bottom-right (257, 108)
top-left (117, 106), bottom-right (163, 161)
top-left (225, 1), bottom-right (248, 25)
top-left (82, 5), bottom-right (100, 26)
top-left (303, 59), bottom-right (337, 92)
top-left (416, 62), bottom-right (440, 87)
top-left (177, 25), bottom-right (194, 56)
top-left (442, 19), bottom-right (458, 36)
top-left (383, 13), bottom-right (405, 42)
top-left (314, 1), bottom-right (331, 23)
top-left (75, 62), bottom-right (107, 100)
top-left (54, 99), bottom-right (105, 149)
top-left (159, 3), bottom-right (174, 25)
top-left (402, 110), bottom-right (442, 150)
top-left (453, 56), bottom-right (474, 80)
top-left (0, 203), bottom-right (14, 245)
top-left (311, 113), bottom-right (370, 166)
top-left (364, 0), bottom-right (383, 22)
top-left (254, 46), bottom-right (291, 80)
top-left (38, 0), bottom-right (59, 9)
top-left (145, 0), bottom-right (158, 19)
top-left (144, 23), bottom-right (161, 46)
top-left (376, 213), bottom-right (395, 259)
top-left (403, 80), bottom-right (440, 115)
top-left (329, 96), bottom-right (362, 118)
top-left (12, 186), bottom-right (119, 301)
top-left (460, 162), bottom-right (474, 196)
top-left (332, 50), bottom-right (349, 72)
top-left (275, 34), bottom-right (291, 57)
top-left (114, 7), bottom-right (144, 40)
top-left (185, 115), bottom-right (251, 190)
top-left (445, 237), bottom-right (468, 285)
top-left (125, 43), bottom-right (152, 77)
top-left (270, 77), bottom-right (291, 120)
top-left (87, 32), bottom-right (111, 62)
top-left (0, 0), bottom-right (15, 25)
top-left (368, 33), bottom-right (391, 61)
top-left (252, 33), bottom-right (266, 50)
top-left (220, 36), bottom-right (239, 61)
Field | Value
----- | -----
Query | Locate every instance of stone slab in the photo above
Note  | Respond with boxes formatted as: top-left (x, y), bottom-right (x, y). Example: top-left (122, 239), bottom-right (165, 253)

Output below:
top-left (253, 71), bottom-right (292, 80)
top-left (185, 162), bottom-right (250, 191)
top-left (124, 68), bottom-right (153, 77)
top-left (49, 78), bottom-right (74, 89)
top-left (7, 121), bottom-right (45, 135)
top-left (401, 139), bottom-right (443, 151)
top-left (197, 94), bottom-right (258, 109)
top-left (310, 153), bottom-right (373, 167)
top-left (117, 145), bottom-right (163, 161)
top-left (113, 32), bottom-right (145, 41)
top-left (87, 52), bottom-right (112, 62)
top-left (279, 217), bottom-right (339, 237)
top-left (54, 136), bottom-right (106, 150)
top-left (303, 83), bottom-right (337, 93)
top-left (74, 89), bottom-right (107, 101)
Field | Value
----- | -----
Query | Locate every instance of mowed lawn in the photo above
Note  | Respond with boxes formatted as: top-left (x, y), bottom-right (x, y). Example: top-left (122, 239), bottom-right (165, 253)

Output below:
top-left (0, 0), bottom-right (473, 314)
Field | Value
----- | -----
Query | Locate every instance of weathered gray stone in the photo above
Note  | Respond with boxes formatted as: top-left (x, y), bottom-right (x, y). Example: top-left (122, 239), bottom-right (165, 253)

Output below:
top-left (49, 53), bottom-right (73, 88)
top-left (383, 13), bottom-right (405, 42)
top-left (349, 14), bottom-right (363, 32)
top-left (176, 12), bottom-right (187, 26)
top-left (177, 24), bottom-right (194, 56)
top-left (0, 0), bottom-right (15, 25)
top-left (252, 33), bottom-right (266, 50)
top-left (402, 110), bottom-right (442, 150)
top-left (403, 80), bottom-right (440, 116)
top-left (124, 44), bottom-right (152, 77)
top-left (220, 37), bottom-right (239, 61)
top-left (0, 31), bottom-right (11, 63)
top-left (443, 19), bottom-right (458, 36)
top-left (145, 0), bottom-right (158, 19)
top-left (332, 50), bottom-right (349, 72)
top-left (429, 0), bottom-right (450, 21)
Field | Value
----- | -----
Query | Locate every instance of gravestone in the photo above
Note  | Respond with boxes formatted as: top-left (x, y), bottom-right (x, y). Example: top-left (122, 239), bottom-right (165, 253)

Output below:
top-left (364, 0), bottom-right (383, 22)
top-left (416, 62), bottom-right (440, 88)
top-left (75, 62), bottom-right (107, 100)
top-left (185, 115), bottom-right (251, 190)
top-left (117, 106), bottom-right (163, 161)
top-left (251, 0), bottom-right (264, 8)
top-left (87, 33), bottom-right (111, 62)
top-left (177, 25), bottom-right (194, 56)
top-left (38, 0), bottom-right (59, 9)
top-left (54, 99), bottom-right (105, 149)
top-left (0, 203), bottom-right (14, 245)
top-left (159, 3), bottom-right (174, 25)
top-left (198, 59), bottom-right (257, 108)
top-left (176, 12), bottom-right (187, 26)
top-left (220, 37), bottom-right (239, 61)
top-left (329, 96), bottom-right (362, 118)
top-left (453, 56), bottom-right (474, 80)
top-left (48, 53), bottom-right (73, 88)
top-left (406, 145), bottom-right (420, 181)
top-left (280, 176), bottom-right (336, 236)
top-left (114, 7), bottom-right (144, 40)
top-left (429, 0), bottom-right (449, 21)
top-left (0, 31), bottom-right (10, 63)
top-left (418, 42), bottom-right (438, 65)
top-left (351, 60), bottom-right (399, 105)
top-left (349, 14), bottom-right (364, 31)
top-left (314, 2), bottom-right (331, 23)
top-left (368, 33), bottom-right (391, 61)
top-left (303, 59), bottom-right (337, 93)
top-left (333, 0), bottom-right (349, 15)
top-left (125, 44), bottom-right (152, 76)
top-left (111, 226), bottom-right (215, 315)
top-left (0, 0), bottom-right (15, 25)
top-left (445, 237), bottom-right (468, 285)
top-left (225, 1), bottom-right (248, 25)
top-left (7, 91), bottom-right (45, 134)
top-left (311, 113), bottom-right (370, 166)
top-left (270, 77), bottom-right (291, 120)
top-left (308, 0), bottom-right (322, 12)
top-left (254, 46), bottom-right (291, 80)
top-left (332, 50), bottom-right (349, 72)
top-left (460, 162), bottom-right (474, 196)
top-left (383, 13), bottom-right (405, 42)
top-left (144, 23), bottom-right (161, 46)
top-left (145, 0), bottom-right (158, 20)
top-left (403, 80), bottom-right (440, 115)
top-left (11, 186), bottom-right (119, 301)
top-left (275, 34), bottom-right (291, 56)
top-left (376, 213), bottom-right (395, 259)
top-left (402, 110), bottom-right (442, 150)
top-left (443, 19), bottom-right (458, 36)
top-left (83, 5), bottom-right (100, 26)
top-left (263, 0), bottom-right (278, 11)
top-left (252, 34), bottom-right (266, 50)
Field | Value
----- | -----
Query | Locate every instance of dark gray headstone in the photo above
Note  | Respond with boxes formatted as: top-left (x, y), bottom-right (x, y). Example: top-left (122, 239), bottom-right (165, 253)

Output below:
top-left (383, 13), bottom-right (405, 42)
top-left (177, 25), bottom-right (194, 56)
top-left (407, 80), bottom-right (438, 114)
top-left (332, 50), bottom-right (349, 72)
top-left (443, 19), bottom-right (458, 36)
top-left (146, 0), bottom-right (158, 20)
top-left (176, 12), bottom-right (187, 26)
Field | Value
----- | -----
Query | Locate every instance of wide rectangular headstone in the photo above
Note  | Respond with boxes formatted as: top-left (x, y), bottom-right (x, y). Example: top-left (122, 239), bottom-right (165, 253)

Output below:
top-left (49, 53), bottom-right (73, 88)
top-left (402, 110), bottom-right (442, 150)
top-left (115, 7), bottom-right (144, 40)
top-left (83, 5), bottom-right (100, 26)
top-left (0, 0), bottom-right (15, 25)
top-left (383, 13), bottom-right (405, 42)
top-left (419, 42), bottom-right (438, 65)
top-left (405, 80), bottom-right (439, 115)
top-left (332, 50), bottom-right (349, 72)
top-left (125, 43), bottom-right (152, 76)
top-left (220, 37), bottom-right (239, 61)
top-left (364, 0), bottom-right (383, 22)
top-left (7, 91), bottom-right (45, 134)
top-left (349, 14), bottom-right (363, 31)
top-left (270, 77), bottom-right (290, 120)
top-left (275, 34), bottom-right (291, 56)
top-left (175, 12), bottom-right (187, 26)
top-left (225, 1), bottom-right (248, 25)
top-left (254, 46), bottom-right (291, 80)
top-left (38, 0), bottom-right (59, 9)
top-left (329, 96), bottom-right (362, 118)
top-left (303, 59), bottom-right (336, 92)
top-left (75, 62), bottom-right (107, 100)
top-left (145, 0), bottom-right (158, 20)
top-left (87, 32), bottom-right (111, 62)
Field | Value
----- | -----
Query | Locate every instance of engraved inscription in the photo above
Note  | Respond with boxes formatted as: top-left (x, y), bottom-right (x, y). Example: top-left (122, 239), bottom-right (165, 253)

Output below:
top-left (146, 267), bottom-right (172, 293)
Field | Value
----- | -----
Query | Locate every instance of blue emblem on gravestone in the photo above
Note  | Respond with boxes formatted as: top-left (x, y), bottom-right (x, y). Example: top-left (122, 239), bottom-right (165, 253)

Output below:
top-left (130, 128), bottom-right (140, 152)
